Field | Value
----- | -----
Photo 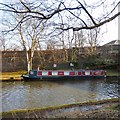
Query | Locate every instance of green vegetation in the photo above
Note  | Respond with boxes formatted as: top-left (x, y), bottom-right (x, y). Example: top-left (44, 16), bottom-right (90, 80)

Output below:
top-left (106, 104), bottom-right (120, 111)
top-left (111, 104), bottom-right (120, 111)
top-left (2, 98), bottom-right (119, 115)
top-left (1, 71), bottom-right (27, 81)
top-left (106, 69), bottom-right (120, 76)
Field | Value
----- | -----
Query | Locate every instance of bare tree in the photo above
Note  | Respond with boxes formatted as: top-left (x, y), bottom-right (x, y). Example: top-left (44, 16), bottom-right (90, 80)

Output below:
top-left (18, 18), bottom-right (44, 72)
top-left (0, 0), bottom-right (119, 70)
top-left (0, 0), bottom-right (119, 32)
top-left (86, 28), bottom-right (100, 55)
top-left (74, 30), bottom-right (86, 60)
top-left (74, 30), bottom-right (85, 48)
top-left (59, 31), bottom-right (69, 62)
top-left (46, 39), bottom-right (58, 63)
top-left (0, 33), bottom-right (6, 51)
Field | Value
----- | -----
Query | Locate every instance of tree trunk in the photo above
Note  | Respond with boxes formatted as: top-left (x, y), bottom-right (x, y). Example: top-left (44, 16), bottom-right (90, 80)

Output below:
top-left (26, 50), bottom-right (33, 73)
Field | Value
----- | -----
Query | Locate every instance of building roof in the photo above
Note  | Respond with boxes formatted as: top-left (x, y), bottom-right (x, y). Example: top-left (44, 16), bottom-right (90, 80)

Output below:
top-left (103, 40), bottom-right (120, 46)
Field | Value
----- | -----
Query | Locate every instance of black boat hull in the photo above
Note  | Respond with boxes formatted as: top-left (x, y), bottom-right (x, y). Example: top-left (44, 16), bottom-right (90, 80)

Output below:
top-left (22, 75), bottom-right (105, 81)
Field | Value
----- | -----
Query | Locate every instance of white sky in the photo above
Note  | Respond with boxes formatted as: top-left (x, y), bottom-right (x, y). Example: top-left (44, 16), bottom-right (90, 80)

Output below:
top-left (100, 17), bottom-right (118, 45)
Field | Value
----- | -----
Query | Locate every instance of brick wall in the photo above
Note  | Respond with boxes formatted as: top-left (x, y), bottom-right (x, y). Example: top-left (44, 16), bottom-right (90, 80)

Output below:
top-left (1, 50), bottom-right (70, 72)
top-left (2, 45), bottom-right (120, 72)
top-left (2, 51), bottom-right (27, 72)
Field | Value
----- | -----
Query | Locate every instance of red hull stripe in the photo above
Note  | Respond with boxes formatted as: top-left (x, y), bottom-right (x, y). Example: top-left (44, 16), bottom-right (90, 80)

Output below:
top-left (58, 71), bottom-right (64, 76)
top-left (90, 72), bottom-right (92, 75)
top-left (48, 71), bottom-right (52, 76)
top-left (78, 72), bottom-right (82, 76)
top-left (37, 71), bottom-right (42, 76)
top-left (37, 70), bottom-right (104, 76)
top-left (94, 71), bottom-right (102, 76)
top-left (69, 72), bottom-right (75, 76)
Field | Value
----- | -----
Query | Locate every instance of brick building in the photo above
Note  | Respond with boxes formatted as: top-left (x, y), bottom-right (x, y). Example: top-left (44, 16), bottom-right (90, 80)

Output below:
top-left (99, 40), bottom-right (120, 63)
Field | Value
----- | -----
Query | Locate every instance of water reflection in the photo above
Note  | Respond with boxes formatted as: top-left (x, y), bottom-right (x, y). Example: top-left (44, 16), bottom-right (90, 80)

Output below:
top-left (2, 78), bottom-right (119, 112)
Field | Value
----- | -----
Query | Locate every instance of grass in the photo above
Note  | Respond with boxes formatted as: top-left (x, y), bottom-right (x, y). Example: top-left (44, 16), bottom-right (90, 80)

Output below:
top-left (107, 104), bottom-right (120, 111)
top-left (1, 71), bottom-right (27, 80)
top-left (112, 104), bottom-right (120, 110)
top-left (106, 69), bottom-right (120, 76)
top-left (2, 98), bottom-right (119, 115)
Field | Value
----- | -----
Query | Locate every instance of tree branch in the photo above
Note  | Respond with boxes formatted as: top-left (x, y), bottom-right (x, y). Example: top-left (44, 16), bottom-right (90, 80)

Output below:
top-left (61, 11), bottom-right (120, 31)
top-left (20, 0), bottom-right (31, 12)
top-left (0, 1), bottom-right (119, 32)
top-left (76, 0), bottom-right (97, 25)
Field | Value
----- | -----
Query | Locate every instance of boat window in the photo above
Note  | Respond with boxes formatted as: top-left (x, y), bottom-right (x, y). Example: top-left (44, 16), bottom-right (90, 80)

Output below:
top-left (29, 71), bottom-right (34, 75)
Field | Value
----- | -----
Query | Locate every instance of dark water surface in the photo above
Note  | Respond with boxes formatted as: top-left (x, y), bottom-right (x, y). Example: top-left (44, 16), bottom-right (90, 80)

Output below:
top-left (2, 78), bottom-right (119, 112)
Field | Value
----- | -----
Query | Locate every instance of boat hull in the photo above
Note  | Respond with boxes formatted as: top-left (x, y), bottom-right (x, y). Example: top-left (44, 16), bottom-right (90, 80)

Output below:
top-left (22, 75), bottom-right (105, 81)
top-left (22, 70), bottom-right (106, 81)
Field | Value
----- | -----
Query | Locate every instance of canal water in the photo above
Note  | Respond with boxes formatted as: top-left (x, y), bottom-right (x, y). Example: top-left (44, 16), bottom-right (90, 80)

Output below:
top-left (2, 78), bottom-right (119, 112)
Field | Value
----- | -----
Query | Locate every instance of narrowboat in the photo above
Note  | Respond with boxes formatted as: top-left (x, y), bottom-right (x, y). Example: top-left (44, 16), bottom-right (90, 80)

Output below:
top-left (21, 70), bottom-right (106, 81)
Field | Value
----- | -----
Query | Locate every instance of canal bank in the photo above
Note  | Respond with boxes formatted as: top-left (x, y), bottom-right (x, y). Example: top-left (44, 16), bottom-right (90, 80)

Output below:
top-left (2, 98), bottom-right (119, 119)
top-left (0, 71), bottom-right (26, 81)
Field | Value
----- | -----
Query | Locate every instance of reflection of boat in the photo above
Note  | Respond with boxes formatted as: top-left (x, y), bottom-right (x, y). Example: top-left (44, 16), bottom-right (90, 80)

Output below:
top-left (21, 70), bottom-right (106, 81)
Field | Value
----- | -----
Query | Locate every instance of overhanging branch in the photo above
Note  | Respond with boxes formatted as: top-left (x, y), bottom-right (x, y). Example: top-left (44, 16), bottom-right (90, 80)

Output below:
top-left (60, 11), bottom-right (120, 31)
